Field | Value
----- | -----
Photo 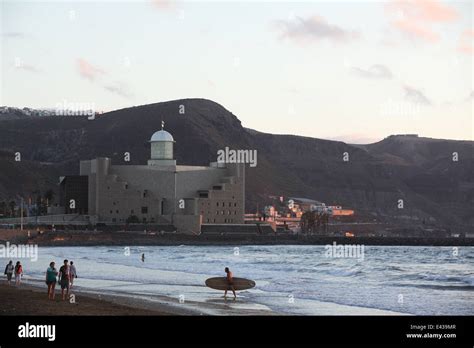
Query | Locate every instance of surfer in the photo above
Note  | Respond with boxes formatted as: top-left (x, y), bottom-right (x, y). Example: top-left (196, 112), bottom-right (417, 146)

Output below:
top-left (141, 253), bottom-right (145, 262)
top-left (224, 267), bottom-right (236, 300)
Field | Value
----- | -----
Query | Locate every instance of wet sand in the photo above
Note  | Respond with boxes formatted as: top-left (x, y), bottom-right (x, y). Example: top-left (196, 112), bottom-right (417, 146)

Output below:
top-left (0, 280), bottom-right (275, 316)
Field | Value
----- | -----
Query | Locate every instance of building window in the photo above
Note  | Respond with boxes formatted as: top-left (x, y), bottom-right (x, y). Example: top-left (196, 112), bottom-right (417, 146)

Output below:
top-left (125, 184), bottom-right (128, 189)
top-left (131, 209), bottom-right (134, 214)
top-left (216, 202), bottom-right (219, 207)
top-left (110, 210), bottom-right (113, 214)
top-left (213, 219), bottom-right (216, 223)
top-left (141, 206), bottom-right (148, 214)
top-left (221, 210), bottom-right (224, 215)
top-left (234, 203), bottom-right (237, 207)
top-left (116, 210), bottom-right (119, 214)
top-left (228, 202), bottom-right (231, 207)
top-left (207, 219), bottom-right (210, 223)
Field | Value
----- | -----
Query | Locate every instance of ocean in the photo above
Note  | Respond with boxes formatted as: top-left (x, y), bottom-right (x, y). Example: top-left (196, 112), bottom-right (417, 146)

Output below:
top-left (15, 245), bottom-right (474, 315)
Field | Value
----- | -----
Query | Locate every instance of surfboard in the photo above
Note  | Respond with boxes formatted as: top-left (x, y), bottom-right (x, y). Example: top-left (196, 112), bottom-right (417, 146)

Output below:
top-left (205, 277), bottom-right (256, 291)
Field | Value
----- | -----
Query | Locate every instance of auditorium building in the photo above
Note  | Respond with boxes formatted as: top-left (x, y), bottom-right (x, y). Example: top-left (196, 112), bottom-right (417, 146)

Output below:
top-left (59, 126), bottom-right (245, 234)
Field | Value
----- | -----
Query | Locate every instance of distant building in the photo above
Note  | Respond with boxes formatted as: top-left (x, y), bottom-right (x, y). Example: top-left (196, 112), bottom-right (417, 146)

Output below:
top-left (59, 126), bottom-right (245, 233)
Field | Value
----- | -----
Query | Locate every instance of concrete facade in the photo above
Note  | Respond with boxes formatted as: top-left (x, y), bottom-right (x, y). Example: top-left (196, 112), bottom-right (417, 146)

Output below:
top-left (71, 129), bottom-right (245, 234)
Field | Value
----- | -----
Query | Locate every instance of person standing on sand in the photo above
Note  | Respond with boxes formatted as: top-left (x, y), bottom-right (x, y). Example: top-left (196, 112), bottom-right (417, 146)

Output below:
top-left (14, 261), bottom-right (23, 286)
top-left (69, 261), bottom-right (77, 288)
top-left (4, 260), bottom-right (14, 285)
top-left (58, 259), bottom-right (70, 301)
top-left (46, 262), bottom-right (58, 300)
top-left (141, 253), bottom-right (145, 262)
top-left (224, 267), bottom-right (236, 300)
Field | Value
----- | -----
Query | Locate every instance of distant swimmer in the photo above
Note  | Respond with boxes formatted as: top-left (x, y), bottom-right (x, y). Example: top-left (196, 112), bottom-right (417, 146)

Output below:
top-left (224, 267), bottom-right (236, 300)
top-left (141, 253), bottom-right (145, 262)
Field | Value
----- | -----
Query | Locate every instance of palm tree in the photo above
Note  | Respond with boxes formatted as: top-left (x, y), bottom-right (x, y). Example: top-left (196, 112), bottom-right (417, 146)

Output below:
top-left (44, 189), bottom-right (55, 206)
top-left (9, 200), bottom-right (16, 217)
top-left (0, 201), bottom-right (6, 217)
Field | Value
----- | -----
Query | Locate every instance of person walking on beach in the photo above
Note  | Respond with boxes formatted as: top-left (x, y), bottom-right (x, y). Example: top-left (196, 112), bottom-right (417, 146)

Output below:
top-left (224, 267), bottom-right (236, 300)
top-left (69, 261), bottom-right (77, 288)
top-left (46, 262), bottom-right (58, 300)
top-left (4, 260), bottom-right (14, 286)
top-left (58, 259), bottom-right (70, 301)
top-left (14, 261), bottom-right (23, 286)
top-left (141, 253), bottom-right (145, 262)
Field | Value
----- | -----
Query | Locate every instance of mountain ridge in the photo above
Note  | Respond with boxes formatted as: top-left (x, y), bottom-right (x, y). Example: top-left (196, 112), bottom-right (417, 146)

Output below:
top-left (0, 98), bottom-right (472, 230)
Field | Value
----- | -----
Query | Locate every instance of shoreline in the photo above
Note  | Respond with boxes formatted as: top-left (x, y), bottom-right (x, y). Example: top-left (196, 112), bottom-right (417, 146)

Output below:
top-left (0, 278), bottom-right (409, 316)
top-left (0, 279), bottom-right (278, 316)
top-left (2, 229), bottom-right (473, 247)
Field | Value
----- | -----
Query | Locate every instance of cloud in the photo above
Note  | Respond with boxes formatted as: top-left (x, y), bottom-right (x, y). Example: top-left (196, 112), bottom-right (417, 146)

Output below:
top-left (328, 134), bottom-right (382, 144)
top-left (104, 83), bottom-right (133, 99)
top-left (76, 58), bottom-right (132, 99)
top-left (351, 64), bottom-right (393, 79)
top-left (3, 32), bottom-right (25, 39)
top-left (16, 64), bottom-right (40, 73)
top-left (77, 58), bottom-right (105, 81)
top-left (466, 91), bottom-right (474, 102)
top-left (151, 0), bottom-right (176, 10)
top-left (403, 85), bottom-right (432, 105)
top-left (385, 0), bottom-right (459, 43)
top-left (458, 29), bottom-right (474, 54)
top-left (274, 15), bottom-right (359, 44)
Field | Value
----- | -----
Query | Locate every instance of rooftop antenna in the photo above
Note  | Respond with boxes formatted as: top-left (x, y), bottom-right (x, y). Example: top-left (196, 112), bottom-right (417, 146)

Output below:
top-left (161, 118), bottom-right (165, 130)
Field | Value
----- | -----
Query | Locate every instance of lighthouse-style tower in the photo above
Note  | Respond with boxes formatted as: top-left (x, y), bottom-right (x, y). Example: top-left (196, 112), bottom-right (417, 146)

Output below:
top-left (147, 123), bottom-right (176, 166)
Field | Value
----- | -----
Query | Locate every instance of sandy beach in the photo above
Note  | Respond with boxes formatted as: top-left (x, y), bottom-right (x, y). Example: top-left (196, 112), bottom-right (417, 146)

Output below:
top-left (0, 282), bottom-right (176, 316)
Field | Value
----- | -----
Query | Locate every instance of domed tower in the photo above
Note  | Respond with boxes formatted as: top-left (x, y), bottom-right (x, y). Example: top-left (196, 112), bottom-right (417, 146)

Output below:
top-left (147, 126), bottom-right (176, 166)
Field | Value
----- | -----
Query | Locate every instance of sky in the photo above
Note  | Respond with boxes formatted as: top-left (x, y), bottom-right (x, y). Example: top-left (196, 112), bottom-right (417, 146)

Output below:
top-left (1, 0), bottom-right (473, 143)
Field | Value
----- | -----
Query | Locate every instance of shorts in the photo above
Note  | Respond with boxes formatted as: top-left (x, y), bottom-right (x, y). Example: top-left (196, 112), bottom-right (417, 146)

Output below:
top-left (6, 273), bottom-right (12, 281)
top-left (60, 278), bottom-right (70, 290)
top-left (46, 280), bottom-right (56, 286)
top-left (15, 274), bottom-right (21, 281)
